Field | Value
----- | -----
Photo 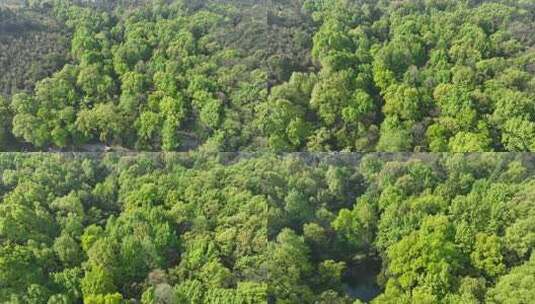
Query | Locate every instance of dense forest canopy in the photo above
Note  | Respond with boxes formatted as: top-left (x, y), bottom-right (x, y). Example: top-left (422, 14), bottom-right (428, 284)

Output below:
top-left (3, 0), bottom-right (535, 303)
top-left (1, 152), bottom-right (535, 303)
top-left (1, 0), bottom-right (268, 151)
top-left (264, 0), bottom-right (535, 152)
top-left (0, 0), bottom-right (533, 152)
top-left (0, 5), bottom-right (69, 98)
